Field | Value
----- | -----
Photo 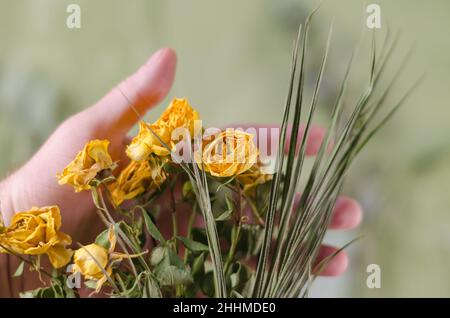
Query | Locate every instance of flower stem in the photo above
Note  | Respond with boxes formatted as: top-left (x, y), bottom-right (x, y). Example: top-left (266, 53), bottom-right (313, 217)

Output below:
top-left (224, 222), bottom-right (241, 275)
top-left (170, 185), bottom-right (178, 253)
top-left (243, 193), bottom-right (265, 226)
top-left (91, 187), bottom-right (143, 279)
top-left (183, 203), bottom-right (197, 264)
top-left (0, 243), bottom-right (53, 279)
top-left (224, 182), bottom-right (244, 274)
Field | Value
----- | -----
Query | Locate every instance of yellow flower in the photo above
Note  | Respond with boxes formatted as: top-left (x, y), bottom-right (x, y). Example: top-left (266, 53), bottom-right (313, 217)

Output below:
top-left (72, 226), bottom-right (143, 293)
top-left (109, 156), bottom-right (168, 206)
top-left (199, 130), bottom-right (259, 177)
top-left (73, 243), bottom-right (109, 283)
top-left (126, 98), bottom-right (200, 161)
top-left (236, 162), bottom-right (273, 196)
top-left (57, 139), bottom-right (114, 192)
top-left (0, 206), bottom-right (73, 268)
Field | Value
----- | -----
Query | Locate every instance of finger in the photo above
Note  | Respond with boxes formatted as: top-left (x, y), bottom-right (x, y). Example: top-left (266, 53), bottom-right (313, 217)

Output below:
top-left (227, 123), bottom-right (328, 156)
top-left (83, 48), bottom-right (177, 133)
top-left (314, 245), bottom-right (348, 276)
top-left (254, 194), bottom-right (362, 230)
top-left (244, 243), bottom-right (348, 277)
top-left (328, 196), bottom-right (363, 230)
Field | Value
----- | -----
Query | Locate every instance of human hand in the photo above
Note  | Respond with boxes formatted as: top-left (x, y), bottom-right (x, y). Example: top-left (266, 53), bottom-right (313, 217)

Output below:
top-left (0, 48), bottom-right (176, 296)
top-left (0, 48), bottom-right (177, 242)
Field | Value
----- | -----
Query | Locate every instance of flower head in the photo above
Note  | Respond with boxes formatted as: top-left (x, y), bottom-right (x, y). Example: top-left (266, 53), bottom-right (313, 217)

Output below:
top-left (126, 98), bottom-right (200, 161)
top-left (0, 206), bottom-right (73, 268)
top-left (199, 129), bottom-right (258, 178)
top-left (57, 139), bottom-right (114, 192)
top-left (109, 156), bottom-right (168, 206)
top-left (73, 243), bottom-right (109, 282)
top-left (72, 226), bottom-right (144, 293)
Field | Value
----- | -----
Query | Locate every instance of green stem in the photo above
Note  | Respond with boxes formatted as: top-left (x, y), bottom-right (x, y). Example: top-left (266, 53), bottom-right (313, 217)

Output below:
top-left (92, 185), bottom-right (151, 295)
top-left (100, 185), bottom-right (151, 272)
top-left (224, 182), bottom-right (244, 274)
top-left (243, 193), bottom-right (265, 226)
top-left (94, 187), bottom-right (142, 277)
top-left (169, 185), bottom-right (178, 251)
top-left (183, 203), bottom-right (197, 266)
top-left (0, 243), bottom-right (53, 279)
top-left (224, 222), bottom-right (241, 274)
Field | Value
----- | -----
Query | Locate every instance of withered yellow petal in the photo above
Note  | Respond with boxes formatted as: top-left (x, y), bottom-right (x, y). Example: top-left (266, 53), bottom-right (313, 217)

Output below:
top-left (57, 140), bottom-right (114, 192)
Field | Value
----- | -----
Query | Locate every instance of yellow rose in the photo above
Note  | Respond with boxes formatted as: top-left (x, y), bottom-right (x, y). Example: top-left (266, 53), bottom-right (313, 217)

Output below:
top-left (109, 156), bottom-right (168, 206)
top-left (126, 98), bottom-right (200, 161)
top-left (73, 243), bottom-right (110, 281)
top-left (57, 139), bottom-right (114, 192)
top-left (0, 206), bottom-right (73, 268)
top-left (72, 226), bottom-right (144, 293)
top-left (199, 130), bottom-right (258, 177)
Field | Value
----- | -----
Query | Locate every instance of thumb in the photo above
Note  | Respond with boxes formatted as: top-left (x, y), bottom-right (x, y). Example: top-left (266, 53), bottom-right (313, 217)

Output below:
top-left (83, 48), bottom-right (177, 133)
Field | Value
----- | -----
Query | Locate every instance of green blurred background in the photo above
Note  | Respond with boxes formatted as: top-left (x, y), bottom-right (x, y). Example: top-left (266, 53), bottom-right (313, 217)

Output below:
top-left (0, 0), bottom-right (449, 297)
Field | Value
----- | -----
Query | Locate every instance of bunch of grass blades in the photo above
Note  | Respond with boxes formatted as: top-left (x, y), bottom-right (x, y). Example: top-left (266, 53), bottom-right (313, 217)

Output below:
top-left (183, 12), bottom-right (420, 298)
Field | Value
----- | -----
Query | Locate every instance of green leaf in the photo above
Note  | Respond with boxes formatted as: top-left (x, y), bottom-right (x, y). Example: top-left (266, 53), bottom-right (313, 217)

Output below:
top-left (200, 271), bottom-right (215, 298)
top-left (167, 248), bottom-right (185, 269)
top-left (151, 245), bottom-right (185, 269)
top-left (95, 229), bottom-right (110, 249)
top-left (192, 252), bottom-right (206, 276)
top-left (142, 208), bottom-right (165, 243)
top-left (61, 283), bottom-right (77, 298)
top-left (182, 180), bottom-right (195, 200)
top-left (144, 276), bottom-right (162, 298)
top-left (13, 261), bottom-right (25, 277)
top-left (156, 265), bottom-right (193, 286)
top-left (20, 286), bottom-right (57, 298)
top-left (176, 236), bottom-right (209, 253)
top-left (229, 262), bottom-right (251, 290)
top-left (84, 280), bottom-right (97, 289)
top-left (150, 246), bottom-right (166, 266)
top-left (215, 196), bottom-right (234, 221)
top-left (94, 222), bottom-right (123, 249)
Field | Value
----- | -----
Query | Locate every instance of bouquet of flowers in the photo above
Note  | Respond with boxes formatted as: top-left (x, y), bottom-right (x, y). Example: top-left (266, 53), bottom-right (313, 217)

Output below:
top-left (0, 13), bottom-right (416, 298)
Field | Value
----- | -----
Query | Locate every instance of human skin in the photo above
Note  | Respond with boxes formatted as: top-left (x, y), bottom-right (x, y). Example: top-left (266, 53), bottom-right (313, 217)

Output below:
top-left (0, 48), bottom-right (362, 297)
